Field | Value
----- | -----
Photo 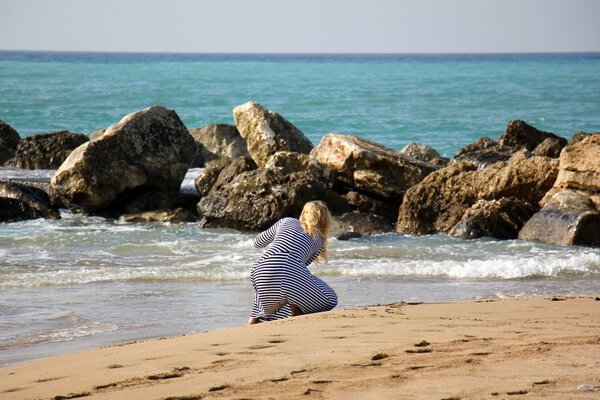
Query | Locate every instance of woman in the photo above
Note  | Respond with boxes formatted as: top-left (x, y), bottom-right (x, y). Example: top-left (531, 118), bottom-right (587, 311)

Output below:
top-left (247, 201), bottom-right (338, 325)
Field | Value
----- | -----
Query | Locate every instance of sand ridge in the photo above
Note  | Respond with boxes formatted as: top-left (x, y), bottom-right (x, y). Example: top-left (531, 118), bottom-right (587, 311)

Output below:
top-left (1, 296), bottom-right (599, 399)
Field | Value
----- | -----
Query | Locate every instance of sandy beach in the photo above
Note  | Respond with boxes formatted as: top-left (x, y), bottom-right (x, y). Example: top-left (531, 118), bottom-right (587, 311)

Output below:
top-left (1, 296), bottom-right (599, 400)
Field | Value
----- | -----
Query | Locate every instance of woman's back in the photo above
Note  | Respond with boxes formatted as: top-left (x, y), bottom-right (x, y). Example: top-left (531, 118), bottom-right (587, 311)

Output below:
top-left (253, 217), bottom-right (322, 268)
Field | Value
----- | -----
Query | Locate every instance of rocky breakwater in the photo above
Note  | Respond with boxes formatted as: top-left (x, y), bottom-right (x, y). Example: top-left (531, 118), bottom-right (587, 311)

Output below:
top-left (195, 101), bottom-right (441, 236)
top-left (50, 106), bottom-right (198, 221)
top-left (397, 120), bottom-right (567, 240)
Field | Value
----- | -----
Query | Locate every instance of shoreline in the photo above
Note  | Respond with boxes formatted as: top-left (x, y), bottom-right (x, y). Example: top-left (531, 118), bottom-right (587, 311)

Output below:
top-left (2, 296), bottom-right (598, 399)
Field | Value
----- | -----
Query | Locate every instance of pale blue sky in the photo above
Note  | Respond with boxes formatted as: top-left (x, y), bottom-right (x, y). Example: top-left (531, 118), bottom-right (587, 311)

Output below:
top-left (1, 0), bottom-right (599, 53)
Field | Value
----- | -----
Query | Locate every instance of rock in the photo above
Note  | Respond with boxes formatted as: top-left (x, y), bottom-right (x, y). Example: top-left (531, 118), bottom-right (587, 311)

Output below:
top-left (519, 191), bottom-right (600, 247)
top-left (232, 101), bottom-right (313, 168)
top-left (194, 166), bottom-right (223, 198)
top-left (397, 152), bottom-right (558, 235)
top-left (197, 167), bottom-right (348, 231)
top-left (453, 137), bottom-right (515, 168)
top-left (0, 182), bottom-right (60, 222)
top-left (264, 151), bottom-right (331, 179)
top-left (449, 197), bottom-right (537, 240)
top-left (532, 137), bottom-right (566, 158)
top-left (89, 129), bottom-right (106, 141)
top-left (541, 134), bottom-right (600, 209)
top-left (334, 212), bottom-right (395, 239)
top-left (498, 120), bottom-right (567, 152)
top-left (189, 124), bottom-right (249, 168)
top-left (6, 131), bottom-right (89, 169)
top-left (568, 131), bottom-right (595, 146)
top-left (342, 191), bottom-right (398, 221)
top-left (50, 106), bottom-right (196, 214)
top-left (399, 142), bottom-right (442, 162)
top-left (120, 208), bottom-right (197, 223)
top-left (101, 188), bottom-right (199, 220)
top-left (0, 120), bottom-right (20, 166)
top-left (209, 156), bottom-right (257, 194)
top-left (310, 133), bottom-right (439, 200)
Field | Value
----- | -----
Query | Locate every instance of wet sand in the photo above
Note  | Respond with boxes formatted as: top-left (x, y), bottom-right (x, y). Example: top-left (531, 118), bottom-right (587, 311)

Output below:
top-left (1, 296), bottom-right (599, 399)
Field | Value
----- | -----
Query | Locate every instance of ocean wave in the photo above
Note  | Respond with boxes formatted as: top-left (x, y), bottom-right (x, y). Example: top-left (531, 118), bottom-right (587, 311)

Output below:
top-left (0, 312), bottom-right (117, 351)
top-left (329, 250), bottom-right (600, 279)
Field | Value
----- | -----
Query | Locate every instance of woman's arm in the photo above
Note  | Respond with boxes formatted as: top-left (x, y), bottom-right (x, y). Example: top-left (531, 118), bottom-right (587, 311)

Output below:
top-left (253, 219), bottom-right (283, 248)
top-left (305, 237), bottom-right (323, 265)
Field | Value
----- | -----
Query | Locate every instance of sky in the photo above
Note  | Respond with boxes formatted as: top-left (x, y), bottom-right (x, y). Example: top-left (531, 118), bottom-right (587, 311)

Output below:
top-left (1, 0), bottom-right (599, 54)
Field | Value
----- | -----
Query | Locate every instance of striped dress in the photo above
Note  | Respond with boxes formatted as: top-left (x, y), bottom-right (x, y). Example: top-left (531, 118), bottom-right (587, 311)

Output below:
top-left (249, 217), bottom-right (338, 321)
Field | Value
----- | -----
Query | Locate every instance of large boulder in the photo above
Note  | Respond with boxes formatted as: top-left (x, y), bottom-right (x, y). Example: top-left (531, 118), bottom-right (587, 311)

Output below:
top-left (0, 120), bottom-right (20, 166)
top-left (189, 124), bottom-right (250, 168)
top-left (197, 166), bottom-right (348, 231)
top-left (50, 106), bottom-right (196, 214)
top-left (498, 120), bottom-right (567, 153)
top-left (449, 197), bottom-right (537, 240)
top-left (397, 152), bottom-right (558, 235)
top-left (0, 182), bottom-right (60, 222)
top-left (310, 133), bottom-right (439, 200)
top-left (519, 191), bottom-right (600, 247)
top-left (541, 134), bottom-right (600, 209)
top-left (232, 101), bottom-right (313, 168)
top-left (6, 131), bottom-right (89, 169)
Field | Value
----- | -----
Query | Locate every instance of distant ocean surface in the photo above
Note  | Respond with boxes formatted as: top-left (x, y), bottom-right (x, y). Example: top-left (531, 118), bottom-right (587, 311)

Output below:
top-left (1, 51), bottom-right (599, 368)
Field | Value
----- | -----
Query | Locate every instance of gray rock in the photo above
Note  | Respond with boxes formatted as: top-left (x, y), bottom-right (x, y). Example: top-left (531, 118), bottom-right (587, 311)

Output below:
top-left (50, 106), bottom-right (196, 214)
top-left (0, 120), bottom-right (20, 166)
top-left (233, 101), bottom-right (313, 168)
top-left (449, 197), bottom-right (537, 240)
top-left (6, 131), bottom-right (89, 169)
top-left (0, 181), bottom-right (60, 222)
top-left (519, 191), bottom-right (600, 247)
top-left (189, 124), bottom-right (249, 168)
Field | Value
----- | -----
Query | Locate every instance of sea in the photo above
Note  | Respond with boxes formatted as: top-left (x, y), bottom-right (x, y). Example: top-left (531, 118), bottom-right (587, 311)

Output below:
top-left (1, 51), bottom-right (599, 368)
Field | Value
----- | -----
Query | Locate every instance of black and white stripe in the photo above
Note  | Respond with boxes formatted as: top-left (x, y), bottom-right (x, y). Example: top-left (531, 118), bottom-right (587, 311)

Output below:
top-left (250, 217), bottom-right (338, 321)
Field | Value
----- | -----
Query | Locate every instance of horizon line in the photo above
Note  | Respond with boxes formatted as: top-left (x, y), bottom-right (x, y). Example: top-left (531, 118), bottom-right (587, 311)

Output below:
top-left (2, 49), bottom-right (600, 56)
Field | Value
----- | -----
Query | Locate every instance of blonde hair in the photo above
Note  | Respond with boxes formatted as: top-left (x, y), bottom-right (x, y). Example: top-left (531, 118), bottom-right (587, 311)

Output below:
top-left (299, 201), bottom-right (332, 264)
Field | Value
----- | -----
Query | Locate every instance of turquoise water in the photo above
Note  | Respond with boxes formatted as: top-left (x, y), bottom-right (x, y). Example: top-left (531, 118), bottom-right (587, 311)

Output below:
top-left (1, 52), bottom-right (599, 368)
top-left (2, 52), bottom-right (599, 156)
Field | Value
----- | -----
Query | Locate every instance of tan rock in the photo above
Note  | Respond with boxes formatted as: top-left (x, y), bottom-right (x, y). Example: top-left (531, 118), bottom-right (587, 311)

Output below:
top-left (397, 152), bottom-right (558, 235)
top-left (541, 134), bottom-right (600, 208)
top-left (50, 106), bottom-right (196, 213)
top-left (310, 133), bottom-right (438, 200)
top-left (232, 101), bottom-right (313, 168)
